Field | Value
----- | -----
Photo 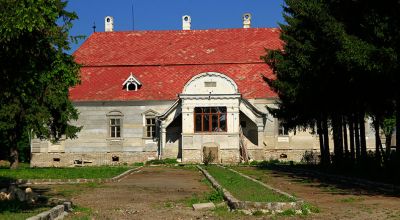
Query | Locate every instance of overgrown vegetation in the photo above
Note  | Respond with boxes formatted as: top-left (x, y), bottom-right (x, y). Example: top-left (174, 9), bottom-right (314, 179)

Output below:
top-left (203, 150), bottom-right (215, 166)
top-left (204, 165), bottom-right (293, 202)
top-left (146, 158), bottom-right (178, 165)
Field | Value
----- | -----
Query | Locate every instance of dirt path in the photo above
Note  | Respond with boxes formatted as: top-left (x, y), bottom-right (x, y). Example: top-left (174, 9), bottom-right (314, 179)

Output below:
top-left (68, 166), bottom-right (213, 220)
top-left (235, 167), bottom-right (400, 220)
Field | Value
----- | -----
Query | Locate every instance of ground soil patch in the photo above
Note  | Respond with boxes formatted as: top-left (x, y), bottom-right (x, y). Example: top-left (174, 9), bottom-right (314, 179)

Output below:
top-left (233, 166), bottom-right (400, 220)
top-left (67, 166), bottom-right (218, 219)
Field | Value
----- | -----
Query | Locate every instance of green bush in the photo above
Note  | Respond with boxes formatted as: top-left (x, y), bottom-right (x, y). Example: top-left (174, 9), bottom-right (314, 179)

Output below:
top-left (249, 160), bottom-right (260, 166)
top-left (207, 189), bottom-right (224, 202)
top-left (203, 151), bottom-right (215, 166)
top-left (133, 162), bottom-right (144, 166)
top-left (146, 158), bottom-right (178, 165)
top-left (301, 150), bottom-right (319, 165)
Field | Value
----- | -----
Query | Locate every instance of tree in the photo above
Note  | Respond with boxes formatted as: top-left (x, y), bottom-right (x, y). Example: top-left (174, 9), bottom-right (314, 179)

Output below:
top-left (0, 0), bottom-right (81, 169)
top-left (265, 0), bottom-right (399, 170)
top-left (263, 0), bottom-right (350, 166)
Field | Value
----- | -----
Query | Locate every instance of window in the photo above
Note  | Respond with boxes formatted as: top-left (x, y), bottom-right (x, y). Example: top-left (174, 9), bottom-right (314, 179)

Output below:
top-left (107, 111), bottom-right (123, 139)
top-left (122, 73), bottom-right (142, 91)
top-left (278, 121), bottom-right (288, 136)
top-left (194, 107), bottom-right (227, 132)
top-left (145, 117), bottom-right (156, 138)
top-left (110, 118), bottom-right (121, 138)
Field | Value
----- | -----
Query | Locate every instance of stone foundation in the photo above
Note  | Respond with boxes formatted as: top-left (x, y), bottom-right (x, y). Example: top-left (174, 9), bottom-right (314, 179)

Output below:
top-left (182, 149), bottom-right (202, 163)
top-left (264, 149), bottom-right (318, 162)
top-left (31, 152), bottom-right (157, 167)
top-left (220, 149), bottom-right (240, 163)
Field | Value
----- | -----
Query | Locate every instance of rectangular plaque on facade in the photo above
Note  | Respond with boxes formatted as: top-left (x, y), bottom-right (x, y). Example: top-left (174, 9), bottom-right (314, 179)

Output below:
top-left (277, 136), bottom-right (289, 143)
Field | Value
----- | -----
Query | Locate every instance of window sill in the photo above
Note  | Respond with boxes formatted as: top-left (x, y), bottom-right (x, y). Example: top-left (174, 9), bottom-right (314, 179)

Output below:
top-left (106, 138), bottom-right (124, 141)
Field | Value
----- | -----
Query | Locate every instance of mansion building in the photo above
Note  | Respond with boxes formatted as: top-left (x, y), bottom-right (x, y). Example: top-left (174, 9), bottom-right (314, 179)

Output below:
top-left (31, 15), bottom-right (375, 167)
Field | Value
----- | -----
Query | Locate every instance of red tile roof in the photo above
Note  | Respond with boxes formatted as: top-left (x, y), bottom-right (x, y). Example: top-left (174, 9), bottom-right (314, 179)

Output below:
top-left (71, 28), bottom-right (281, 101)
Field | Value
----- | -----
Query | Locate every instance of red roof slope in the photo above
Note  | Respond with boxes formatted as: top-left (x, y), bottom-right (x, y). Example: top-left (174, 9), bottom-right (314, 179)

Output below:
top-left (71, 28), bottom-right (281, 101)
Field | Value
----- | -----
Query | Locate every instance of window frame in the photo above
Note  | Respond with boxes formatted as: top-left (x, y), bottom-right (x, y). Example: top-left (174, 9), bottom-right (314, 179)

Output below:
top-left (142, 109), bottom-right (159, 140)
top-left (109, 118), bottom-right (122, 138)
top-left (194, 107), bottom-right (227, 133)
top-left (107, 111), bottom-right (124, 139)
top-left (145, 116), bottom-right (156, 138)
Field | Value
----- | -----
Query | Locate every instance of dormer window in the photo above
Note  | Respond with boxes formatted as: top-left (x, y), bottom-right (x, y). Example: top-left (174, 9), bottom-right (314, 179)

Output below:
top-left (123, 73), bottom-right (142, 91)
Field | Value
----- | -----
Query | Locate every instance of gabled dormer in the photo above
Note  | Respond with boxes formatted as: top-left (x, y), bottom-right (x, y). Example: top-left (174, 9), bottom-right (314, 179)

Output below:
top-left (123, 73), bottom-right (142, 91)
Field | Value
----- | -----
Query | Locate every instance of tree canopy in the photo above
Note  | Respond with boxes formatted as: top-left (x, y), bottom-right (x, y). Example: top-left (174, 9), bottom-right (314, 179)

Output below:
top-left (0, 0), bottom-right (81, 168)
top-left (264, 0), bottom-right (399, 172)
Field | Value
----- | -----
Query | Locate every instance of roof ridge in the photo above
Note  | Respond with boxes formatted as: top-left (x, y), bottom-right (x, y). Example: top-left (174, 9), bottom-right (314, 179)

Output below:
top-left (90, 27), bottom-right (280, 35)
top-left (79, 61), bottom-right (266, 68)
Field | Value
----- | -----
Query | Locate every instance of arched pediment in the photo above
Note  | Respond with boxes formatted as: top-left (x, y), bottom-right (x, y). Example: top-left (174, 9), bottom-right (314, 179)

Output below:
top-left (182, 72), bottom-right (239, 95)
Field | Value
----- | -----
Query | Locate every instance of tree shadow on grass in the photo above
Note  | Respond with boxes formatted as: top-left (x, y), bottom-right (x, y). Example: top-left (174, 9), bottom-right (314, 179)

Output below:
top-left (257, 165), bottom-right (400, 198)
top-left (0, 199), bottom-right (50, 214)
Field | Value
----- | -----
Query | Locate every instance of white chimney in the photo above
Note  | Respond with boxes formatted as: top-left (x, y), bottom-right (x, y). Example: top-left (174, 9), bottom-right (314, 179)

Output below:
top-left (182, 15), bottom-right (191, 30)
top-left (105, 16), bottom-right (114, 32)
top-left (242, 13), bottom-right (251, 28)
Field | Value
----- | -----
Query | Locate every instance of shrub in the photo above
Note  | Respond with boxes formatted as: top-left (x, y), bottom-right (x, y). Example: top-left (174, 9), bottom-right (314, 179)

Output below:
top-left (207, 189), bottom-right (224, 202)
top-left (133, 162), bottom-right (144, 166)
top-left (146, 158), bottom-right (178, 165)
top-left (203, 151), bottom-right (215, 166)
top-left (249, 160), bottom-right (260, 166)
top-left (301, 150), bottom-right (319, 165)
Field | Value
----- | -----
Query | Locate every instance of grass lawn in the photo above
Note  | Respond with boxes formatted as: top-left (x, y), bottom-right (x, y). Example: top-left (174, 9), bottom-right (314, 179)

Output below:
top-left (204, 165), bottom-right (294, 203)
top-left (0, 164), bottom-right (135, 180)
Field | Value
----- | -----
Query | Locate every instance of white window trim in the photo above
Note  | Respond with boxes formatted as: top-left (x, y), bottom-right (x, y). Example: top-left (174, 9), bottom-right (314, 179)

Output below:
top-left (107, 111), bottom-right (124, 139)
top-left (123, 73), bottom-right (142, 91)
top-left (142, 109), bottom-right (159, 140)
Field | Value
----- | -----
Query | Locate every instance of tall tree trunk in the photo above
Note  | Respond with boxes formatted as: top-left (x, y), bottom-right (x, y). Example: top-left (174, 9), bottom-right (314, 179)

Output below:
top-left (359, 112), bottom-right (367, 160)
top-left (373, 116), bottom-right (382, 162)
top-left (322, 116), bottom-right (331, 165)
top-left (385, 133), bottom-right (392, 159)
top-left (355, 114), bottom-right (361, 161)
top-left (349, 115), bottom-right (355, 162)
top-left (332, 114), bottom-right (343, 164)
top-left (9, 147), bottom-right (19, 169)
top-left (343, 117), bottom-right (349, 158)
top-left (396, 96), bottom-right (400, 160)
top-left (9, 131), bottom-right (19, 169)
top-left (338, 115), bottom-right (344, 160)
top-left (317, 119), bottom-right (326, 165)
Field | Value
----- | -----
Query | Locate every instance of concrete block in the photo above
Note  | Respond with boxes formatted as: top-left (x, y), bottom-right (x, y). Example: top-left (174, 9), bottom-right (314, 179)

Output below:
top-left (192, 202), bottom-right (215, 211)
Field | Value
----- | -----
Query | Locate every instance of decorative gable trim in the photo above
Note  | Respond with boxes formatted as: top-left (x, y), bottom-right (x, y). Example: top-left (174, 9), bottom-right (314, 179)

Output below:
top-left (123, 73), bottom-right (142, 91)
top-left (142, 109), bottom-right (159, 116)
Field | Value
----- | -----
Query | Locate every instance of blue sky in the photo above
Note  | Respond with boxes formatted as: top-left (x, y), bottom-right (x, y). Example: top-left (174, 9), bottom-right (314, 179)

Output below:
top-left (66, 0), bottom-right (285, 53)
